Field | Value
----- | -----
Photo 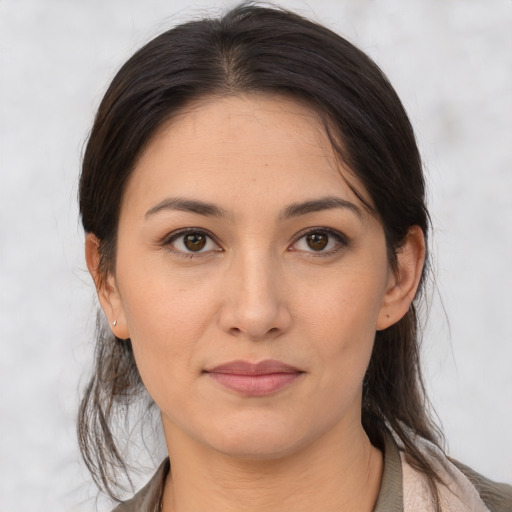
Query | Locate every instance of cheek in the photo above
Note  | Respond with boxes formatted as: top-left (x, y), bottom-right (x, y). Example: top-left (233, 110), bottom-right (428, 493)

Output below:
top-left (300, 266), bottom-right (387, 377)
top-left (309, 270), bottom-right (385, 334)
top-left (119, 249), bottom-right (216, 335)
top-left (116, 263), bottom-right (220, 395)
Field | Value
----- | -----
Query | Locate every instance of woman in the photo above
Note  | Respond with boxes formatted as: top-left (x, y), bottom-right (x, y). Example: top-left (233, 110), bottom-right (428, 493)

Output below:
top-left (78, 4), bottom-right (511, 511)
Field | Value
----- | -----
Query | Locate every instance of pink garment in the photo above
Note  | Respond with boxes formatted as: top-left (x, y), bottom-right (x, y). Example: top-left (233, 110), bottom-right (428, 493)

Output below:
top-left (401, 446), bottom-right (490, 511)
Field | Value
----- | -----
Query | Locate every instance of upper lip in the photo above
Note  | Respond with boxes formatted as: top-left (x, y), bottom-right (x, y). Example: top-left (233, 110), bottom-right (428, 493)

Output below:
top-left (205, 359), bottom-right (303, 375)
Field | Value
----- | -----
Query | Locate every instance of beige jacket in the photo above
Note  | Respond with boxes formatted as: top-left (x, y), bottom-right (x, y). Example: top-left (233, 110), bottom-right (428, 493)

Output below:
top-left (113, 435), bottom-right (512, 512)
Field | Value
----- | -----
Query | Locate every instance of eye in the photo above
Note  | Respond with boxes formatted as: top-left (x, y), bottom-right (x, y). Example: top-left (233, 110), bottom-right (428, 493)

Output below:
top-left (291, 228), bottom-right (348, 254)
top-left (167, 230), bottom-right (220, 254)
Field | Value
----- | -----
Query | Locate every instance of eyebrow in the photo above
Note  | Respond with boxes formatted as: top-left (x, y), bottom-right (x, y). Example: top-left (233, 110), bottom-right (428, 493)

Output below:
top-left (281, 196), bottom-right (362, 219)
top-left (145, 197), bottom-right (229, 219)
top-left (145, 195), bottom-right (362, 221)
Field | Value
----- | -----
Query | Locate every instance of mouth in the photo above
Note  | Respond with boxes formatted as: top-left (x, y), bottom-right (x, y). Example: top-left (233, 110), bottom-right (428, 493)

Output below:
top-left (204, 359), bottom-right (304, 396)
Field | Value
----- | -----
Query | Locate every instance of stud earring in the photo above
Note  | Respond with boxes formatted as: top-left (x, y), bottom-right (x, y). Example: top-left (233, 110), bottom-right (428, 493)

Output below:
top-left (112, 320), bottom-right (117, 327)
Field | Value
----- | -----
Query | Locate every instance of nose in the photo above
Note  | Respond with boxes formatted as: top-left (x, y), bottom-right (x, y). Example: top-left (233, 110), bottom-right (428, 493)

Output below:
top-left (218, 252), bottom-right (292, 341)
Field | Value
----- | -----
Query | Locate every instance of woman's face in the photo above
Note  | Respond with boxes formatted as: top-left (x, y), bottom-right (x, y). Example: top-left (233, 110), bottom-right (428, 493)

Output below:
top-left (102, 95), bottom-right (404, 459)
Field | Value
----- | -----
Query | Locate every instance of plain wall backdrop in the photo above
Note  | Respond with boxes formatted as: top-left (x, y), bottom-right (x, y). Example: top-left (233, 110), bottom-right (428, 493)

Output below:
top-left (1, 1), bottom-right (511, 510)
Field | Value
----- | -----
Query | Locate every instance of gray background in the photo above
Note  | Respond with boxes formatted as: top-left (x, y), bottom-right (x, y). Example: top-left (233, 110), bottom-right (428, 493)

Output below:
top-left (1, 0), bottom-right (511, 510)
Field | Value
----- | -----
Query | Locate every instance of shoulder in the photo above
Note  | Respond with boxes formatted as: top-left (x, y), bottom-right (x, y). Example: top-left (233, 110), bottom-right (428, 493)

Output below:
top-left (450, 459), bottom-right (512, 512)
top-left (112, 458), bottom-right (170, 512)
top-left (399, 436), bottom-right (512, 512)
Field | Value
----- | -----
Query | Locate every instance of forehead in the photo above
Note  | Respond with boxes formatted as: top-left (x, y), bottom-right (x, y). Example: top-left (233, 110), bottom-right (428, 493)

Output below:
top-left (123, 94), bottom-right (371, 216)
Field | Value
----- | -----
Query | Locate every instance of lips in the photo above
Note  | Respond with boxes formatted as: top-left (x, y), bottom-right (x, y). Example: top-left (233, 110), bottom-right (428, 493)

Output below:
top-left (205, 359), bottom-right (304, 396)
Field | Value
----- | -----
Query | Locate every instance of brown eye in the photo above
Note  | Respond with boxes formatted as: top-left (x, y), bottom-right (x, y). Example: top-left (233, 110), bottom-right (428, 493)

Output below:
top-left (306, 232), bottom-right (328, 251)
top-left (168, 230), bottom-right (218, 255)
top-left (184, 233), bottom-right (207, 251)
top-left (291, 228), bottom-right (347, 255)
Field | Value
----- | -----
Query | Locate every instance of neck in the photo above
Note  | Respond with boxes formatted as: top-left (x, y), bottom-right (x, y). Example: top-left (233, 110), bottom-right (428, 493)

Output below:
top-left (160, 420), bottom-right (383, 512)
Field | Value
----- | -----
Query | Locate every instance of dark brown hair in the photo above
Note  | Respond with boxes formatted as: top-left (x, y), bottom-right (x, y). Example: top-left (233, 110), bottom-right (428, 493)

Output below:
top-left (79, 2), bottom-right (443, 505)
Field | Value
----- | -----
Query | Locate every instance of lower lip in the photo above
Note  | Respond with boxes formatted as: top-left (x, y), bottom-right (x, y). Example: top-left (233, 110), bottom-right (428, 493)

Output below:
top-left (207, 372), bottom-right (302, 396)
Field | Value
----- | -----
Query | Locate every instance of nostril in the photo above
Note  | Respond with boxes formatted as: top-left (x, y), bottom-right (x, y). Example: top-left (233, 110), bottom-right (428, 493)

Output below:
top-left (228, 326), bottom-right (281, 339)
top-left (218, 300), bottom-right (292, 340)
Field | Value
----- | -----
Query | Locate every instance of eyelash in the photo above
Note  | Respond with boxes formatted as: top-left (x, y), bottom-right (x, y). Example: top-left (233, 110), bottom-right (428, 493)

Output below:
top-left (289, 227), bottom-right (349, 256)
top-left (161, 227), bottom-right (349, 259)
top-left (162, 228), bottom-right (221, 260)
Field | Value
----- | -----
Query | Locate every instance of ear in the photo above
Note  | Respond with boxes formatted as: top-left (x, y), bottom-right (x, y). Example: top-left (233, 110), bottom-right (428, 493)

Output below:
top-left (376, 226), bottom-right (426, 331)
top-left (85, 233), bottom-right (130, 339)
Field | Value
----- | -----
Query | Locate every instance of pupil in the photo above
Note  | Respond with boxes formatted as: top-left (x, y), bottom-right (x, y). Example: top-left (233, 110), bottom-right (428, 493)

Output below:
top-left (307, 232), bottom-right (328, 251)
top-left (184, 233), bottom-right (206, 251)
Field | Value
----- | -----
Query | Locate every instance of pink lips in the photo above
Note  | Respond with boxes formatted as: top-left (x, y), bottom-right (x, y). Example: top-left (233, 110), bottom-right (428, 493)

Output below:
top-left (205, 359), bottom-right (303, 396)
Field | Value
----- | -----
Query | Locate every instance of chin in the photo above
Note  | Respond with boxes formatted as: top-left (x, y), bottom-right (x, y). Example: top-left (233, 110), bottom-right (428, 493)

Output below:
top-left (202, 417), bottom-right (318, 462)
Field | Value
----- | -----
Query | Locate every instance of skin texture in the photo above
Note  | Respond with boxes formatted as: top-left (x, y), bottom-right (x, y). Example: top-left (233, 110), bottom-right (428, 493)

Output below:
top-left (86, 94), bottom-right (425, 511)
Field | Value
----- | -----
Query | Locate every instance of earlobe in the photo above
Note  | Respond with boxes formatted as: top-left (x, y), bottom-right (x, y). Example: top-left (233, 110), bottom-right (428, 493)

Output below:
top-left (84, 233), bottom-right (130, 339)
top-left (376, 226), bottom-right (426, 331)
